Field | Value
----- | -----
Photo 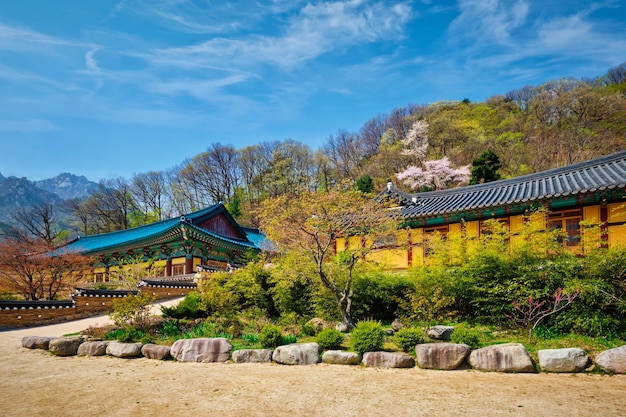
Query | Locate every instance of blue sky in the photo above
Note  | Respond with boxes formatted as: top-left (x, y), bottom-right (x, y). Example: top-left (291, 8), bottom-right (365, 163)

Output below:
top-left (0, 0), bottom-right (624, 182)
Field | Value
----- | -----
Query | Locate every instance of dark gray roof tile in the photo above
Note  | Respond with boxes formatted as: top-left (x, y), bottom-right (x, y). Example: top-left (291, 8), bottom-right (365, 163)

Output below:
top-left (379, 151), bottom-right (626, 219)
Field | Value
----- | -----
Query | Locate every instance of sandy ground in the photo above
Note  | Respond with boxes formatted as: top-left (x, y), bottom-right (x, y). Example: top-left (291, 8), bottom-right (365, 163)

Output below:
top-left (1, 302), bottom-right (625, 417)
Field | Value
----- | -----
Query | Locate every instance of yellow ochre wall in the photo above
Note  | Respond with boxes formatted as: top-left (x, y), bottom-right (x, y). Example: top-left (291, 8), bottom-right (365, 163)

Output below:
top-left (335, 203), bottom-right (626, 270)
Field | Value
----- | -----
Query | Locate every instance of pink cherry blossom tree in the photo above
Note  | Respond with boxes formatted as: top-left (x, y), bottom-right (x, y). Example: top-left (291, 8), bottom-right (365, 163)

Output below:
top-left (397, 157), bottom-right (470, 190)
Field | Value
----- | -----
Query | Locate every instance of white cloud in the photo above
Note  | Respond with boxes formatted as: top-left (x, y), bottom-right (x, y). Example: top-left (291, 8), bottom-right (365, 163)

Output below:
top-left (449, 0), bottom-right (529, 46)
top-left (136, 1), bottom-right (412, 71)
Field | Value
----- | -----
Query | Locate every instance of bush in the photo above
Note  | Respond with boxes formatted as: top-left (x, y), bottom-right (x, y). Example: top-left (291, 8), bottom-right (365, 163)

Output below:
top-left (105, 327), bottom-right (146, 342)
top-left (394, 327), bottom-right (424, 352)
top-left (450, 325), bottom-right (481, 349)
top-left (161, 291), bottom-right (206, 320)
top-left (259, 324), bottom-right (283, 348)
top-left (301, 322), bottom-right (317, 337)
top-left (348, 320), bottom-right (385, 355)
top-left (316, 328), bottom-right (345, 350)
top-left (110, 292), bottom-right (155, 331)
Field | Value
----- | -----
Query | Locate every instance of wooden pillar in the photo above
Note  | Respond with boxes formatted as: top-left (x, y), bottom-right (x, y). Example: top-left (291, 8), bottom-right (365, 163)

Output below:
top-left (165, 258), bottom-right (172, 277)
top-left (600, 205), bottom-right (609, 248)
top-left (185, 256), bottom-right (193, 274)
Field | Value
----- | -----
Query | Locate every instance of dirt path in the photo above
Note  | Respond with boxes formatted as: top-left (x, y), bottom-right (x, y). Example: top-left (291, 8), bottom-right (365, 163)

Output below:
top-left (1, 305), bottom-right (625, 416)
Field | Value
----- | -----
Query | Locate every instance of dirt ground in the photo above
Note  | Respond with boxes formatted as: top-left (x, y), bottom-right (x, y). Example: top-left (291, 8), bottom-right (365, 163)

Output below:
top-left (1, 310), bottom-right (625, 417)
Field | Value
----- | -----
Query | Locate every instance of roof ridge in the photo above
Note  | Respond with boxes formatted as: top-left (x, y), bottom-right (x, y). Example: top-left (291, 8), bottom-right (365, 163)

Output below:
top-left (400, 150), bottom-right (626, 200)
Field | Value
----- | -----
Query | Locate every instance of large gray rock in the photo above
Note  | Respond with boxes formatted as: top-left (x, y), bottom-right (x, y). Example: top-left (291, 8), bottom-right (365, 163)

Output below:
top-left (141, 343), bottom-right (172, 360)
top-left (48, 336), bottom-right (85, 357)
top-left (362, 351), bottom-right (415, 368)
top-left (170, 338), bottom-right (233, 363)
top-left (391, 318), bottom-right (404, 332)
top-left (538, 348), bottom-right (589, 373)
top-left (427, 326), bottom-right (455, 341)
top-left (322, 350), bottom-right (362, 365)
top-left (232, 349), bottom-right (273, 363)
top-left (106, 342), bottom-right (143, 358)
top-left (416, 343), bottom-right (470, 370)
top-left (469, 343), bottom-right (535, 373)
top-left (22, 336), bottom-right (55, 350)
top-left (272, 343), bottom-right (321, 365)
top-left (595, 345), bottom-right (626, 374)
top-left (77, 341), bottom-right (109, 357)
top-left (305, 318), bottom-right (330, 334)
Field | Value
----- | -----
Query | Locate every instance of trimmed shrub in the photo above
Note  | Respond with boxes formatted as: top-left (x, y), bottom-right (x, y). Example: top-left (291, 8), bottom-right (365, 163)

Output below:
top-left (301, 322), bottom-right (317, 337)
top-left (450, 325), bottom-right (481, 349)
top-left (348, 320), bottom-right (385, 355)
top-left (394, 327), bottom-right (424, 352)
top-left (316, 328), bottom-right (345, 350)
top-left (161, 291), bottom-right (206, 320)
top-left (259, 324), bottom-right (283, 348)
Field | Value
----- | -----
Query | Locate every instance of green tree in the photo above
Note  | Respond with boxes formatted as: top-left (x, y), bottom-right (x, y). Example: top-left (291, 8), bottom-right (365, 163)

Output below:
top-left (469, 149), bottom-right (502, 185)
top-left (258, 185), bottom-right (400, 330)
top-left (356, 174), bottom-right (374, 194)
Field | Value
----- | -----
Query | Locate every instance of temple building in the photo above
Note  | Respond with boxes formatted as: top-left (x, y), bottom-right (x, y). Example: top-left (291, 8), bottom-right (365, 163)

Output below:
top-left (337, 150), bottom-right (626, 269)
top-left (62, 203), bottom-right (269, 282)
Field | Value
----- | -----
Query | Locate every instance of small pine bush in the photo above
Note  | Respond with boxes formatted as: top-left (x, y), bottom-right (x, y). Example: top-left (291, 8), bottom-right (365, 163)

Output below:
top-left (259, 324), bottom-right (283, 348)
top-left (301, 323), bottom-right (317, 337)
top-left (394, 327), bottom-right (424, 352)
top-left (348, 320), bottom-right (385, 355)
top-left (450, 325), bottom-right (481, 349)
top-left (316, 328), bottom-right (345, 350)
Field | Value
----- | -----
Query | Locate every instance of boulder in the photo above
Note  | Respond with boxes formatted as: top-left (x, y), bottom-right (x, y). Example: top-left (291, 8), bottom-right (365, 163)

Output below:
top-left (48, 336), bottom-right (85, 357)
top-left (537, 348), bottom-right (589, 373)
top-left (595, 345), bottom-right (626, 374)
top-left (427, 326), bottom-right (455, 341)
top-left (272, 343), bottom-right (321, 365)
top-left (469, 343), bottom-right (535, 373)
top-left (141, 344), bottom-right (172, 360)
top-left (416, 343), bottom-right (470, 370)
top-left (391, 318), bottom-right (404, 332)
top-left (232, 349), bottom-right (273, 363)
top-left (336, 322), bottom-right (350, 333)
top-left (362, 351), bottom-right (415, 368)
top-left (170, 338), bottom-right (233, 363)
top-left (305, 318), bottom-right (330, 333)
top-left (106, 342), bottom-right (143, 358)
top-left (22, 336), bottom-right (55, 350)
top-left (77, 341), bottom-right (109, 357)
top-left (322, 350), bottom-right (362, 365)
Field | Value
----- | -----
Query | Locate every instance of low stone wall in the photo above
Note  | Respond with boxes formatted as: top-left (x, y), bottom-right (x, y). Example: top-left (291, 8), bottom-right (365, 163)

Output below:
top-left (140, 279), bottom-right (196, 300)
top-left (0, 280), bottom-right (196, 329)
top-left (0, 302), bottom-right (97, 328)
top-left (21, 337), bottom-right (626, 375)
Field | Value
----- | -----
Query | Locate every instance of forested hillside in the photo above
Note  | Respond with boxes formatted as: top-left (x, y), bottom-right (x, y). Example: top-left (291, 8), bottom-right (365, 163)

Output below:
top-left (5, 63), bottom-right (626, 239)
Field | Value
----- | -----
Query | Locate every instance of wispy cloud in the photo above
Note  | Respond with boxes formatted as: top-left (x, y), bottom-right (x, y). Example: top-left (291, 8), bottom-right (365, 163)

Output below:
top-left (449, 0), bottom-right (529, 46)
top-left (136, 1), bottom-right (412, 71)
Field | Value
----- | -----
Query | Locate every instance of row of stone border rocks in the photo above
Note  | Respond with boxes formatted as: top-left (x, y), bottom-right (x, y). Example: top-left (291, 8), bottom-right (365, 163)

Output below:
top-left (21, 336), bottom-right (626, 373)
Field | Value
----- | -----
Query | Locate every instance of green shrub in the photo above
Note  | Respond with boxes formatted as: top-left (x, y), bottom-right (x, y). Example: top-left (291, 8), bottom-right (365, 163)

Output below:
top-left (241, 333), bottom-right (259, 346)
top-left (316, 328), bottom-right (345, 350)
top-left (348, 320), bottom-right (385, 355)
top-left (105, 327), bottom-right (146, 342)
top-left (159, 319), bottom-right (182, 339)
top-left (259, 324), bottom-right (283, 348)
top-left (450, 325), bottom-right (482, 349)
top-left (301, 322), bottom-right (317, 336)
top-left (161, 291), bottom-right (206, 320)
top-left (394, 327), bottom-right (424, 352)
top-left (111, 292), bottom-right (155, 331)
top-left (282, 334), bottom-right (297, 344)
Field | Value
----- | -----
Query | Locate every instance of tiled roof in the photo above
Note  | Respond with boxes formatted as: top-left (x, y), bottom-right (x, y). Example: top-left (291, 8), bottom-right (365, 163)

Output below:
top-left (62, 203), bottom-right (263, 254)
top-left (381, 150), bottom-right (626, 219)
